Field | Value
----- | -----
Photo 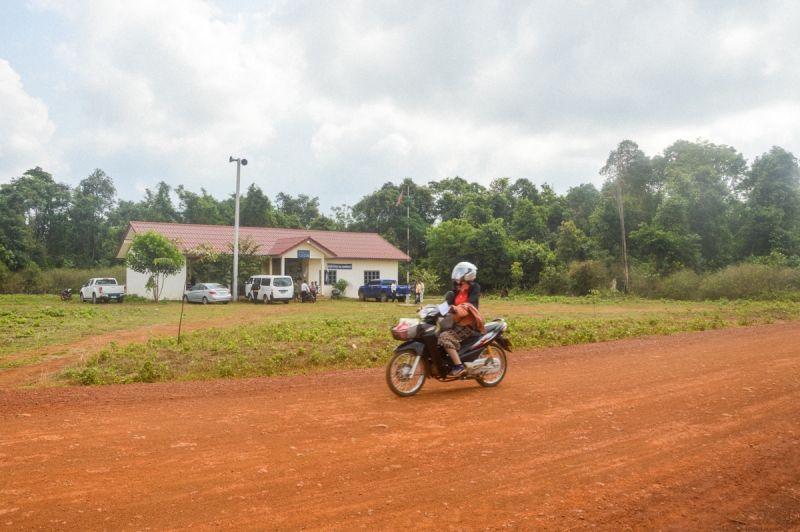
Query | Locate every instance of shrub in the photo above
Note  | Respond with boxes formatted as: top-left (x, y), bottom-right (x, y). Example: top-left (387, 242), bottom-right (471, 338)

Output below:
top-left (633, 263), bottom-right (800, 301)
top-left (567, 260), bottom-right (608, 296)
top-left (0, 265), bottom-right (126, 295)
top-left (654, 269), bottom-right (702, 301)
top-left (332, 279), bottom-right (350, 297)
top-left (538, 266), bottom-right (569, 295)
top-left (698, 264), bottom-right (800, 300)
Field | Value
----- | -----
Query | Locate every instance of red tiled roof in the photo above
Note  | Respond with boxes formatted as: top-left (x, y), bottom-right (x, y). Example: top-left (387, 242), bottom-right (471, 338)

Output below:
top-left (265, 236), bottom-right (336, 257)
top-left (116, 221), bottom-right (411, 261)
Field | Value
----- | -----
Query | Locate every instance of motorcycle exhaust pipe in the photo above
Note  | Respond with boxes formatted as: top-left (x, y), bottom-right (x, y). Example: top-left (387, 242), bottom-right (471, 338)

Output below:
top-left (465, 357), bottom-right (501, 376)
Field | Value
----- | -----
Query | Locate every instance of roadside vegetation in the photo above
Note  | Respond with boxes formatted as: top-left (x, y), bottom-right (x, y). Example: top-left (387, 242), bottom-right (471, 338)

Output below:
top-left (37, 296), bottom-right (799, 386)
top-left (0, 295), bottom-right (245, 368)
top-left (3, 140), bottom-right (800, 302)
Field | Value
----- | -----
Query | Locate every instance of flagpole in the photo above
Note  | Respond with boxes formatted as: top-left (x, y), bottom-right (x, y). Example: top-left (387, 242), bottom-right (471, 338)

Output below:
top-left (406, 184), bottom-right (410, 286)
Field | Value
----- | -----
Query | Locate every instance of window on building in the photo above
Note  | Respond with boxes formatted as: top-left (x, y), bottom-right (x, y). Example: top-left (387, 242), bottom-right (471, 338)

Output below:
top-left (364, 270), bottom-right (380, 285)
top-left (324, 270), bottom-right (337, 285)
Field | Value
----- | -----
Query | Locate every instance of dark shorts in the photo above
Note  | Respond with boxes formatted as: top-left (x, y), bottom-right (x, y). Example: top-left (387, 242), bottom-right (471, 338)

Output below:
top-left (438, 323), bottom-right (474, 350)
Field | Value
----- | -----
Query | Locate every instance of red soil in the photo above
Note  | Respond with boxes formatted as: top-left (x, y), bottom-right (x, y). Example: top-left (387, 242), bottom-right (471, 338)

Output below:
top-left (1, 322), bottom-right (799, 531)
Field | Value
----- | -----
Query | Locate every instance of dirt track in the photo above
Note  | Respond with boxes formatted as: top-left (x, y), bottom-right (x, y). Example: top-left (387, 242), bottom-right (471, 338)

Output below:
top-left (0, 313), bottom-right (262, 389)
top-left (2, 323), bottom-right (800, 531)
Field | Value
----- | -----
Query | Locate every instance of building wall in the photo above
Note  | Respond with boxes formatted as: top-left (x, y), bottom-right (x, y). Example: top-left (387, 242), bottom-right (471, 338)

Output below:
top-left (320, 259), bottom-right (400, 299)
top-left (273, 244), bottom-right (401, 299)
top-left (127, 264), bottom-right (188, 301)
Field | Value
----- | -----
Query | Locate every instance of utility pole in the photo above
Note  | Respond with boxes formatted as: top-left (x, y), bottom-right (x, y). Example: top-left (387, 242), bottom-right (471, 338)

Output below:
top-left (229, 156), bottom-right (247, 301)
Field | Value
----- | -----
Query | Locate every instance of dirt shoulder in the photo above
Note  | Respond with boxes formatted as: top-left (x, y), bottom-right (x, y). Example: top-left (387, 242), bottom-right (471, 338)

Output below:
top-left (0, 313), bottom-right (255, 388)
top-left (1, 322), bottom-right (799, 530)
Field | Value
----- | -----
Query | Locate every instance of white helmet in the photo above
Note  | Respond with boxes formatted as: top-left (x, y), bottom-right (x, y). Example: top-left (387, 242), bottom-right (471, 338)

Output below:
top-left (451, 262), bottom-right (477, 282)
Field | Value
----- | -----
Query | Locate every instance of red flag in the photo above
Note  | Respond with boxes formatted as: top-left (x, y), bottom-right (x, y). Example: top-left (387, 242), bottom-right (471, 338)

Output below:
top-left (395, 191), bottom-right (403, 207)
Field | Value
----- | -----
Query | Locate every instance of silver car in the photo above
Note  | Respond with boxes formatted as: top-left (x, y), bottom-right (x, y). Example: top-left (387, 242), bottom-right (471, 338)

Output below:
top-left (183, 283), bottom-right (232, 304)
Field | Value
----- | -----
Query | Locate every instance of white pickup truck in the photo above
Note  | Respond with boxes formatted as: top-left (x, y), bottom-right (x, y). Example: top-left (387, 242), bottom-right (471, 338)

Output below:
top-left (79, 278), bottom-right (126, 304)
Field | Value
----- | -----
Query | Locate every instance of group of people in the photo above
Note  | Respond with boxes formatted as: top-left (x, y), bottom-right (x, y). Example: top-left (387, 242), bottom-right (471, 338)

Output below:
top-left (295, 279), bottom-right (319, 303)
top-left (388, 280), bottom-right (426, 303)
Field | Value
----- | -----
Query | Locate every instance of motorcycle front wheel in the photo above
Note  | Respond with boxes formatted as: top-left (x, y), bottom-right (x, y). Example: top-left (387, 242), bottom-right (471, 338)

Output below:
top-left (476, 343), bottom-right (507, 388)
top-left (386, 350), bottom-right (428, 397)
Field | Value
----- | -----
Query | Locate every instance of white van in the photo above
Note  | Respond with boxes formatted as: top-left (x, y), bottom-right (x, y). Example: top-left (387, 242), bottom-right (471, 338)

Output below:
top-left (245, 275), bottom-right (295, 304)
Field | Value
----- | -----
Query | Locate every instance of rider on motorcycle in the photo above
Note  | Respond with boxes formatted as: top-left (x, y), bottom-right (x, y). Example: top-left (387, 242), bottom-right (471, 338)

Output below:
top-left (438, 262), bottom-right (485, 377)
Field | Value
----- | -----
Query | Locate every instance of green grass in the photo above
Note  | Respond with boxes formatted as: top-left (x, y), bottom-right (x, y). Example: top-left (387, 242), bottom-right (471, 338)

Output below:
top-left (49, 297), bottom-right (800, 386)
top-left (0, 294), bottom-right (265, 367)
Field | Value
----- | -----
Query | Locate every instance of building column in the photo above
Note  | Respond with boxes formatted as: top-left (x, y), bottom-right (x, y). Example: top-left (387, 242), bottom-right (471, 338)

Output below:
top-left (321, 256), bottom-right (326, 296)
top-left (317, 259), bottom-right (322, 296)
top-left (281, 257), bottom-right (285, 276)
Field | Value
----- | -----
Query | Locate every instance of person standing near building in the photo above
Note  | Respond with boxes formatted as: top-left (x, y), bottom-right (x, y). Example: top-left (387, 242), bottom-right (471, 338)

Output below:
top-left (301, 280), bottom-right (310, 303)
top-left (391, 281), bottom-right (397, 302)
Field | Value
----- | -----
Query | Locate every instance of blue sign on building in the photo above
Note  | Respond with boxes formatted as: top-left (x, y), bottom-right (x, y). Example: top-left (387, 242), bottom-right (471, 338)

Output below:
top-left (327, 263), bottom-right (352, 270)
top-left (297, 250), bottom-right (311, 258)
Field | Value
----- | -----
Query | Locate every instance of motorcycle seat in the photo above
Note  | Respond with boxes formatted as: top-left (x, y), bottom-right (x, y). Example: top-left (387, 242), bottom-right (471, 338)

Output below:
top-left (484, 320), bottom-right (503, 333)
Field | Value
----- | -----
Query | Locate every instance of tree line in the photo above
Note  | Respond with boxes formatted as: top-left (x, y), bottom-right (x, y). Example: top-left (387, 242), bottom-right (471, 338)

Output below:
top-left (1, 138), bottom-right (798, 294)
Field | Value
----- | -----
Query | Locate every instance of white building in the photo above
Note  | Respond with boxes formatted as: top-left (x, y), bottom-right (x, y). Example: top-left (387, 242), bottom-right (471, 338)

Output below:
top-left (115, 221), bottom-right (411, 300)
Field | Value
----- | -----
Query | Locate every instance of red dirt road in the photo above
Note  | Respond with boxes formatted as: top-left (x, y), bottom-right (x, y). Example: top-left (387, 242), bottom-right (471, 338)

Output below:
top-left (2, 323), bottom-right (800, 531)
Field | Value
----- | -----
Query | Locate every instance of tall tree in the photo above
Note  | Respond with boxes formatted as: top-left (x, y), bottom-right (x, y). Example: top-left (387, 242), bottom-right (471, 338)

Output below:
top-left (656, 140), bottom-right (745, 268)
top-left (424, 218), bottom-right (477, 285)
top-left (466, 219), bottom-right (511, 291)
top-left (70, 169), bottom-right (117, 266)
top-left (738, 146), bottom-right (800, 257)
top-left (510, 199), bottom-right (547, 242)
top-left (429, 177), bottom-right (486, 222)
top-left (176, 186), bottom-right (223, 225)
top-left (629, 197), bottom-right (702, 274)
top-left (141, 182), bottom-right (179, 223)
top-left (564, 183), bottom-right (602, 235)
top-left (600, 140), bottom-right (649, 292)
top-left (238, 184), bottom-right (277, 227)
top-left (350, 179), bottom-right (434, 259)
top-left (275, 193), bottom-right (322, 229)
top-left (0, 167), bottom-right (71, 268)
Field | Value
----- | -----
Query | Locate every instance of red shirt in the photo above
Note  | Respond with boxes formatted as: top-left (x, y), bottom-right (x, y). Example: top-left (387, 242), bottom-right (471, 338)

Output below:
top-left (455, 282), bottom-right (470, 306)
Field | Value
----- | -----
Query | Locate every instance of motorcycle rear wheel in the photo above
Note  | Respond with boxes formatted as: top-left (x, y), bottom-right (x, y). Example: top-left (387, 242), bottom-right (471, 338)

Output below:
top-left (476, 343), bottom-right (507, 388)
top-left (386, 350), bottom-right (428, 397)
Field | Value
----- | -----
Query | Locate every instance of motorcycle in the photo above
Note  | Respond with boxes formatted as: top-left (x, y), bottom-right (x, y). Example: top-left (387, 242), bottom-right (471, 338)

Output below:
top-left (60, 288), bottom-right (73, 301)
top-left (302, 290), bottom-right (317, 303)
top-left (386, 303), bottom-right (512, 397)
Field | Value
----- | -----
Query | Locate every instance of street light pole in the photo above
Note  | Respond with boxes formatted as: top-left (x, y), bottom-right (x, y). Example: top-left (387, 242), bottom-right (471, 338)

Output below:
top-left (229, 156), bottom-right (247, 302)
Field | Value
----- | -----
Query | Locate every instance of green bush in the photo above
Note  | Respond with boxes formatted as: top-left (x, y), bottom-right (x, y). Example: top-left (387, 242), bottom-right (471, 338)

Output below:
top-left (332, 279), bottom-right (350, 297)
top-left (539, 266), bottom-right (569, 295)
top-left (697, 264), bottom-right (800, 300)
top-left (633, 264), bottom-right (800, 301)
top-left (0, 265), bottom-right (126, 295)
top-left (655, 269), bottom-right (702, 300)
top-left (567, 260), bottom-right (608, 296)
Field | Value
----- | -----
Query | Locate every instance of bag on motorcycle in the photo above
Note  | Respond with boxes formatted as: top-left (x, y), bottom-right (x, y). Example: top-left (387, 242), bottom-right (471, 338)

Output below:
top-left (390, 318), bottom-right (419, 341)
top-left (437, 313), bottom-right (454, 331)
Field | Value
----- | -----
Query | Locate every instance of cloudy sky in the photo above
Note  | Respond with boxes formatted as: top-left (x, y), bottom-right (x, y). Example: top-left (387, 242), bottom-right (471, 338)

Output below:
top-left (2, 0), bottom-right (799, 212)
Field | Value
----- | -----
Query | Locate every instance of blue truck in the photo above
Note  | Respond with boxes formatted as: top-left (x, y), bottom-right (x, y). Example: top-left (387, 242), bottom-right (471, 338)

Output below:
top-left (358, 279), bottom-right (411, 303)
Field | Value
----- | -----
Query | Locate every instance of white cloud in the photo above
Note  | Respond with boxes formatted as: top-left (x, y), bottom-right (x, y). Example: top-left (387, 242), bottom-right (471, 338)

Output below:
top-left (51, 0), bottom-right (305, 181)
top-left (0, 60), bottom-right (58, 181)
top-left (13, 0), bottom-right (800, 205)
